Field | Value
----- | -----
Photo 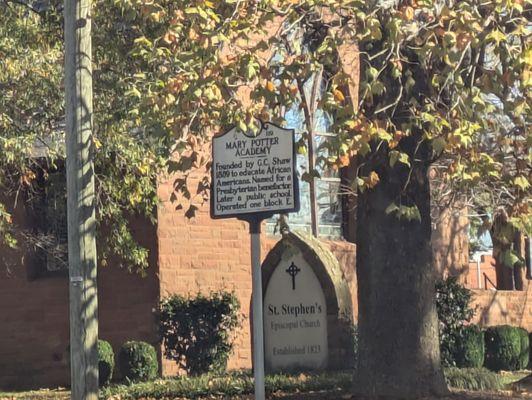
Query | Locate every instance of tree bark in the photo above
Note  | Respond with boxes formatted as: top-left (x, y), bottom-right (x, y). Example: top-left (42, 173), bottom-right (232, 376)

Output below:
top-left (353, 139), bottom-right (448, 398)
top-left (513, 232), bottom-right (525, 291)
top-left (493, 245), bottom-right (514, 290)
top-left (491, 211), bottom-right (515, 290)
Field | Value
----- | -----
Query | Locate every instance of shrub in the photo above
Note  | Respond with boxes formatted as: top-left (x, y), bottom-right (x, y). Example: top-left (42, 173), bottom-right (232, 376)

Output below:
top-left (444, 367), bottom-right (503, 391)
top-left (484, 325), bottom-right (522, 371)
top-left (118, 341), bottom-right (158, 381)
top-left (517, 328), bottom-right (530, 370)
top-left (98, 340), bottom-right (115, 386)
top-left (159, 291), bottom-right (241, 375)
top-left (435, 277), bottom-right (475, 366)
top-left (453, 325), bottom-right (485, 368)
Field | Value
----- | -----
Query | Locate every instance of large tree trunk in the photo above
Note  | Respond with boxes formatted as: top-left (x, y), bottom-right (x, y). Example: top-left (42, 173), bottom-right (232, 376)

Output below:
top-left (493, 244), bottom-right (515, 290)
top-left (491, 210), bottom-right (515, 290)
top-left (353, 141), bottom-right (448, 398)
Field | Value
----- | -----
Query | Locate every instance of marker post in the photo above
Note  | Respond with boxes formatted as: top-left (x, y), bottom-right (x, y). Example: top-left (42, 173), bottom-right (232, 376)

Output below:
top-left (210, 122), bottom-right (299, 400)
top-left (250, 218), bottom-right (265, 400)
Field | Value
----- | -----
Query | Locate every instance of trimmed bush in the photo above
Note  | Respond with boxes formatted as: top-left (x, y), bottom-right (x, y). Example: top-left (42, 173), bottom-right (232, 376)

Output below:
top-left (435, 277), bottom-right (475, 366)
top-left (159, 291), bottom-right (241, 375)
top-left (118, 341), bottom-right (158, 381)
top-left (454, 325), bottom-right (485, 368)
top-left (484, 325), bottom-right (522, 371)
top-left (98, 340), bottom-right (115, 386)
top-left (517, 328), bottom-right (530, 370)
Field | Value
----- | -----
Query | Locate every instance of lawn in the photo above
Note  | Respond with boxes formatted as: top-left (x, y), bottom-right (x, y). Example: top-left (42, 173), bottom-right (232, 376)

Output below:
top-left (0, 370), bottom-right (530, 400)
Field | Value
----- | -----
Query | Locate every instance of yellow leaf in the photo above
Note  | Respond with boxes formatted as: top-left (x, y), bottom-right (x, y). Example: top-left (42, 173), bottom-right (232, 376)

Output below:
top-left (364, 171), bottom-right (380, 188)
top-left (138, 164), bottom-right (149, 174)
top-left (338, 155), bottom-right (350, 167)
top-left (514, 176), bottom-right (530, 190)
top-left (333, 89), bottom-right (345, 102)
top-left (166, 93), bottom-right (176, 105)
top-left (403, 6), bottom-right (414, 21)
top-left (486, 29), bottom-right (506, 45)
top-left (265, 81), bottom-right (275, 92)
top-left (150, 10), bottom-right (163, 22)
top-left (163, 31), bottom-right (178, 44)
top-left (289, 85), bottom-right (299, 96)
top-left (188, 28), bottom-right (199, 41)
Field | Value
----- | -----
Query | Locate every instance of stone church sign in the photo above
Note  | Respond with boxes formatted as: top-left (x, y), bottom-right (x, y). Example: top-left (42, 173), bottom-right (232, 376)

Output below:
top-left (262, 231), bottom-right (354, 373)
top-left (264, 252), bottom-right (328, 371)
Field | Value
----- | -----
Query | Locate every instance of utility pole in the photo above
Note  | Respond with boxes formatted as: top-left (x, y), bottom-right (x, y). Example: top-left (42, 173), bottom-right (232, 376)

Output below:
top-left (64, 0), bottom-right (99, 397)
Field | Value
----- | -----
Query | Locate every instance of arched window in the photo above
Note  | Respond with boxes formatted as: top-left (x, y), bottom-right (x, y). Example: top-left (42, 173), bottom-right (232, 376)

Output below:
top-left (267, 74), bottom-right (343, 239)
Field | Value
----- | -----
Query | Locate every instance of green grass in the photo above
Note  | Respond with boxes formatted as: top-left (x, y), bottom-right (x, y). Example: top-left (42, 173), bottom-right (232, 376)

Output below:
top-left (498, 371), bottom-right (530, 387)
top-left (444, 367), bottom-right (505, 391)
top-left (99, 370), bottom-right (352, 399)
top-left (101, 368), bottom-right (530, 399)
top-left (0, 388), bottom-right (69, 399)
top-left (2, 368), bottom-right (529, 399)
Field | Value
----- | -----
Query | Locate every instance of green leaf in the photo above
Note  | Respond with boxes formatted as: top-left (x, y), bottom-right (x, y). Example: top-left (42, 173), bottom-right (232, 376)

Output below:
top-left (501, 250), bottom-right (523, 269)
top-left (385, 202), bottom-right (400, 215)
top-left (125, 86), bottom-right (142, 98)
top-left (389, 151), bottom-right (410, 168)
top-left (366, 67), bottom-right (379, 81)
top-left (432, 137), bottom-right (446, 155)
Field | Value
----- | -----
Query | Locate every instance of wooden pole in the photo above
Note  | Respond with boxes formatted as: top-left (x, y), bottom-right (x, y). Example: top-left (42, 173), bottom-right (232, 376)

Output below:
top-left (64, 0), bottom-right (98, 397)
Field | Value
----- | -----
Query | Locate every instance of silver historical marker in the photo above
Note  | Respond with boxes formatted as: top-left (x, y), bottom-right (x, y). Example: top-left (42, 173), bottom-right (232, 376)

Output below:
top-left (210, 121), bottom-right (299, 400)
top-left (211, 122), bottom-right (299, 219)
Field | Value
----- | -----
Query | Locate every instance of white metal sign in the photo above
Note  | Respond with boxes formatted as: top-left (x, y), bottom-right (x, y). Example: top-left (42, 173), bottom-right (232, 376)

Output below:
top-left (211, 122), bottom-right (299, 219)
top-left (210, 121), bottom-right (300, 400)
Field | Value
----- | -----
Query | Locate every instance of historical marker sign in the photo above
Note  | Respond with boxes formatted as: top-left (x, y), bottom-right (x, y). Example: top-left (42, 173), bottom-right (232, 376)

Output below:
top-left (210, 121), bottom-right (300, 400)
top-left (211, 122), bottom-right (299, 220)
top-left (264, 252), bottom-right (328, 372)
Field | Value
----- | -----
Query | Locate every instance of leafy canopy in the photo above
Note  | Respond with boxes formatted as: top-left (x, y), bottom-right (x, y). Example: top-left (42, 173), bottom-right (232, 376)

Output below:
top-left (121, 0), bottom-right (530, 228)
top-left (0, 0), bottom-right (530, 268)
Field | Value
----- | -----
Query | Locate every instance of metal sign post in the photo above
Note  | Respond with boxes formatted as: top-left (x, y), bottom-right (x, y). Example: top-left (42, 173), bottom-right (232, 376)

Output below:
top-left (211, 121), bottom-right (299, 400)
top-left (250, 218), bottom-right (265, 400)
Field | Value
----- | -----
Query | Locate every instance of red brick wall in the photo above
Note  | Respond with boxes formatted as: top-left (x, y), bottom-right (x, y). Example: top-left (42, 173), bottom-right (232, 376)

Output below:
top-left (470, 282), bottom-right (532, 331)
top-left (156, 176), bottom-right (356, 376)
top-left (462, 253), bottom-right (531, 330)
top-left (0, 209), bottom-right (159, 389)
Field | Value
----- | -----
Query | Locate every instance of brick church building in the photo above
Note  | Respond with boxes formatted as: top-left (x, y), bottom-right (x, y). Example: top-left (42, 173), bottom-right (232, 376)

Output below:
top-left (1, 16), bottom-right (530, 389)
top-left (1, 154), bottom-right (530, 389)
